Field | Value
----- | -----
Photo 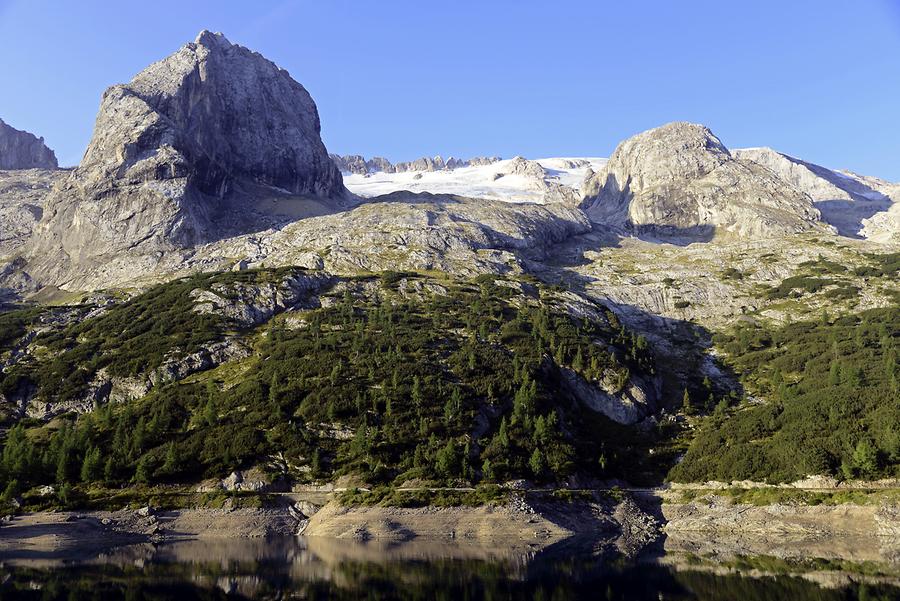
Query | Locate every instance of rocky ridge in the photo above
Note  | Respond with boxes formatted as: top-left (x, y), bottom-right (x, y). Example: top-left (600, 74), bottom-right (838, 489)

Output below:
top-left (17, 191), bottom-right (591, 292)
top-left (735, 147), bottom-right (897, 238)
top-left (331, 154), bottom-right (501, 175)
top-left (0, 118), bottom-right (58, 170)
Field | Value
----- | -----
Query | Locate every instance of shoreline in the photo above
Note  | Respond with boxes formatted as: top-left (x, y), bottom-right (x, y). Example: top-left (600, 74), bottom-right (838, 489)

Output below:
top-left (1, 489), bottom-right (898, 566)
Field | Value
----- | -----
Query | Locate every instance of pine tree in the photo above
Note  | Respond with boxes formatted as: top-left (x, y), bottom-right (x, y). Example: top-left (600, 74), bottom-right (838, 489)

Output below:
top-left (1, 479), bottom-right (19, 505)
top-left (533, 414), bottom-right (548, 444)
top-left (131, 416), bottom-right (147, 458)
top-left (134, 456), bottom-right (151, 484)
top-left (444, 387), bottom-right (462, 424)
top-left (513, 377), bottom-right (536, 424)
top-left (598, 453), bottom-right (608, 473)
top-left (311, 449), bottom-right (323, 478)
top-left (80, 446), bottom-right (103, 483)
top-left (529, 448), bottom-right (545, 478)
top-left (204, 397), bottom-right (217, 426)
top-left (573, 348), bottom-right (584, 372)
top-left (682, 388), bottom-right (694, 416)
top-left (462, 441), bottom-right (473, 480)
top-left (829, 359), bottom-right (842, 386)
top-left (435, 440), bottom-right (457, 478)
top-left (351, 424), bottom-right (367, 458)
top-left (482, 458), bottom-right (495, 482)
top-left (851, 439), bottom-right (879, 478)
top-left (498, 417), bottom-right (510, 448)
top-left (103, 455), bottom-right (117, 482)
top-left (56, 450), bottom-right (71, 486)
top-left (269, 372), bottom-right (281, 411)
top-left (162, 442), bottom-right (178, 476)
top-left (329, 362), bottom-right (341, 387)
top-left (590, 356), bottom-right (600, 380)
top-left (57, 483), bottom-right (72, 506)
top-left (412, 376), bottom-right (423, 409)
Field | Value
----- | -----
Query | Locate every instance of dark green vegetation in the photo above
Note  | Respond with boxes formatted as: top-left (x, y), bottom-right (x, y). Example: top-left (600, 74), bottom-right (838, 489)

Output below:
top-left (337, 484), bottom-right (510, 508)
top-left (2, 250), bottom-right (897, 506)
top-left (676, 486), bottom-right (900, 507)
top-left (0, 307), bottom-right (43, 349)
top-left (672, 306), bottom-right (900, 483)
top-left (853, 251), bottom-right (900, 278)
top-left (0, 269), bottom-right (674, 508)
top-left (0, 268), bottom-right (310, 408)
top-left (765, 251), bottom-right (900, 301)
top-left (765, 275), bottom-right (835, 299)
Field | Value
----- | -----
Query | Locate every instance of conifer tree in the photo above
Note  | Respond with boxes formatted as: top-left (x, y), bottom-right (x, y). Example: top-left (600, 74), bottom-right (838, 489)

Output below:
top-left (682, 388), bottom-right (694, 415)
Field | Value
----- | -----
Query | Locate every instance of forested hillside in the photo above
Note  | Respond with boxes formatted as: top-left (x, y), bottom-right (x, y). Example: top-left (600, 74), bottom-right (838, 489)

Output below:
top-left (671, 306), bottom-right (900, 483)
top-left (0, 270), bottom-right (676, 508)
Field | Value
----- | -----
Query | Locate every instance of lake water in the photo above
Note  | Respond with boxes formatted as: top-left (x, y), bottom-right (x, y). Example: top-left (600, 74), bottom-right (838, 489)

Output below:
top-left (0, 535), bottom-right (898, 600)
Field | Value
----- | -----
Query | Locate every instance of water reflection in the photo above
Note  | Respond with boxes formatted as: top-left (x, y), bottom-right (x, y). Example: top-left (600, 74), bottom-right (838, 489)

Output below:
top-left (0, 535), bottom-right (898, 600)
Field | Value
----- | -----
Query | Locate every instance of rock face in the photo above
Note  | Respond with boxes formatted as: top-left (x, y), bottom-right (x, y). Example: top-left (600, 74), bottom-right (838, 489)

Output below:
top-left (734, 147), bottom-right (896, 239)
top-left (25, 30), bottom-right (346, 287)
top-left (581, 122), bottom-right (828, 239)
top-left (188, 193), bottom-right (592, 282)
top-left (561, 368), bottom-right (659, 425)
top-left (861, 202), bottom-right (900, 242)
top-left (190, 270), bottom-right (331, 327)
top-left (0, 169), bottom-right (66, 259)
top-left (0, 119), bottom-right (58, 170)
top-left (495, 157), bottom-right (578, 204)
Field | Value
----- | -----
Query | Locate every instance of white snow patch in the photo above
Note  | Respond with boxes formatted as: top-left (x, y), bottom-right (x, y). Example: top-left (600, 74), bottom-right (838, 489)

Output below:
top-left (342, 156), bottom-right (608, 203)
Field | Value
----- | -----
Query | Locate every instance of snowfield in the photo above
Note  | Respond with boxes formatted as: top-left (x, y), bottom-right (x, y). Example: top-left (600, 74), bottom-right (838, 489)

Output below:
top-left (342, 157), bottom-right (608, 204)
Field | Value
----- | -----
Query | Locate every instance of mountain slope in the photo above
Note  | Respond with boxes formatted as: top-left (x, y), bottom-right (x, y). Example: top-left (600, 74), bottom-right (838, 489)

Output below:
top-left (734, 147), bottom-right (896, 239)
top-left (672, 305), bottom-right (900, 483)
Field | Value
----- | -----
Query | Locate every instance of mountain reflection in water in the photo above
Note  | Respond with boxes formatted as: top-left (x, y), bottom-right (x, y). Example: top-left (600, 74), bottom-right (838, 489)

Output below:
top-left (0, 535), bottom-right (898, 600)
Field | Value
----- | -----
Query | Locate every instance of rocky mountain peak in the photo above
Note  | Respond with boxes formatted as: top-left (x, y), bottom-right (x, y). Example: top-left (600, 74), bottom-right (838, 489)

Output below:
top-left (194, 29), bottom-right (230, 49)
top-left (581, 121), bottom-right (828, 239)
top-left (0, 118), bottom-right (58, 170)
top-left (78, 29), bottom-right (344, 200)
top-left (24, 30), bottom-right (346, 288)
top-left (606, 122), bottom-right (731, 188)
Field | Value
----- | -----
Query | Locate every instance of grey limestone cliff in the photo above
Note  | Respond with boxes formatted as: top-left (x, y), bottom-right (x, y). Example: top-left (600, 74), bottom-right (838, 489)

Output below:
top-left (0, 119), bottom-right (58, 170)
top-left (25, 30), bottom-right (346, 287)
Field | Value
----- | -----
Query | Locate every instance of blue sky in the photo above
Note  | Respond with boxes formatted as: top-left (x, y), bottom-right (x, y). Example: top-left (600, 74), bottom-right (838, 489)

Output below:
top-left (1, 0), bottom-right (899, 179)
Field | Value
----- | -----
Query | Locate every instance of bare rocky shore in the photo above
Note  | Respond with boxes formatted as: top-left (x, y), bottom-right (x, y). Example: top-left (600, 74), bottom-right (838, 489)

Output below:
top-left (0, 507), bottom-right (298, 563)
top-left (2, 489), bottom-right (898, 567)
top-left (0, 492), bottom-right (660, 561)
